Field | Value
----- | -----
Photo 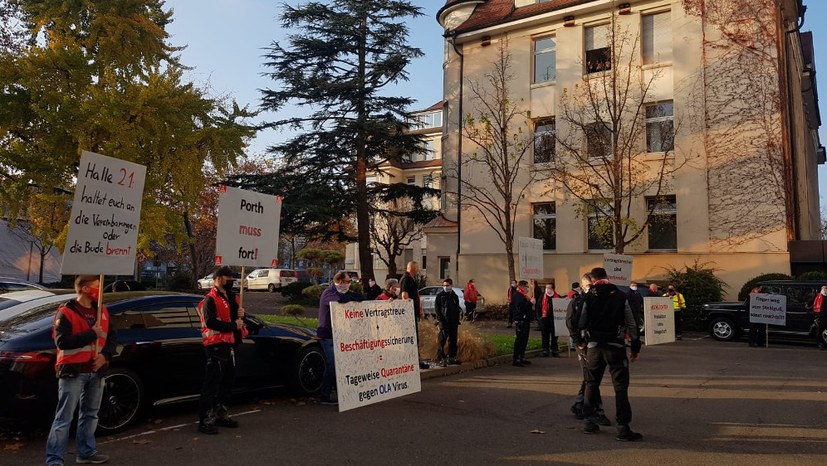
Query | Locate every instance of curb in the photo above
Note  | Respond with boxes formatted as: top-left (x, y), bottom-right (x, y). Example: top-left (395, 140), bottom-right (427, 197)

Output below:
top-left (420, 349), bottom-right (547, 380)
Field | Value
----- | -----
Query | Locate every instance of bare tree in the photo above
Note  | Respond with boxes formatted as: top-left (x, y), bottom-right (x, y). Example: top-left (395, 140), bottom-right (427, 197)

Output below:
top-left (457, 40), bottom-right (536, 281)
top-left (681, 0), bottom-right (790, 248)
top-left (546, 13), bottom-right (684, 254)
top-left (370, 199), bottom-right (421, 279)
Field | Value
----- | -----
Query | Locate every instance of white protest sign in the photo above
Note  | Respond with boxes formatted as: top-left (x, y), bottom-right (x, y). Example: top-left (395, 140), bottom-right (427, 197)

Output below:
top-left (215, 186), bottom-right (281, 267)
top-left (643, 297), bottom-right (675, 345)
top-left (603, 254), bottom-right (633, 287)
top-left (552, 297), bottom-right (571, 338)
top-left (330, 300), bottom-right (421, 412)
top-left (519, 237), bottom-right (544, 279)
top-left (749, 293), bottom-right (786, 326)
top-left (61, 151), bottom-right (146, 275)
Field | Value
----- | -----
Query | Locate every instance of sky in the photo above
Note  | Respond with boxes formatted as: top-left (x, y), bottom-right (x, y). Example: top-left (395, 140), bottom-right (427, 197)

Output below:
top-left (164, 0), bottom-right (827, 204)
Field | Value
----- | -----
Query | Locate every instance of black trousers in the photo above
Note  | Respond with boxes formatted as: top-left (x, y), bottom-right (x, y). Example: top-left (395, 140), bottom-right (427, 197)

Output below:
top-left (464, 301), bottom-right (477, 319)
top-left (199, 344), bottom-right (235, 422)
top-left (574, 346), bottom-right (603, 411)
top-left (674, 310), bottom-right (684, 336)
top-left (583, 343), bottom-right (632, 426)
top-left (540, 316), bottom-right (558, 354)
top-left (437, 322), bottom-right (459, 360)
top-left (513, 321), bottom-right (530, 361)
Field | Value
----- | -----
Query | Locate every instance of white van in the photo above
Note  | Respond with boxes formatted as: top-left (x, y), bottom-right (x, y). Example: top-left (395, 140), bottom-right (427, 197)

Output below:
top-left (246, 268), bottom-right (298, 292)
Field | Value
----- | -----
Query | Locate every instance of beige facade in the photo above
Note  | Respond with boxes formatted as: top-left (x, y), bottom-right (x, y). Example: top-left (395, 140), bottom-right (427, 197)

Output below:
top-left (433, 0), bottom-right (822, 301)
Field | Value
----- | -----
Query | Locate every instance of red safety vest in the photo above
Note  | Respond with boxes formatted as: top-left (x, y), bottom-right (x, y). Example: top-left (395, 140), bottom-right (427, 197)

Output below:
top-left (53, 300), bottom-right (109, 369)
top-left (197, 287), bottom-right (246, 346)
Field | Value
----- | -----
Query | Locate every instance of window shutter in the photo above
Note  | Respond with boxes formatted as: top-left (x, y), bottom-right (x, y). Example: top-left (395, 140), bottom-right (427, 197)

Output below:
top-left (643, 11), bottom-right (672, 64)
top-left (585, 24), bottom-right (610, 51)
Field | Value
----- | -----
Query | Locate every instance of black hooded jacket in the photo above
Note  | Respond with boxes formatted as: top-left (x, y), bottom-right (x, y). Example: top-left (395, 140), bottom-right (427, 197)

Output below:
top-left (578, 282), bottom-right (641, 353)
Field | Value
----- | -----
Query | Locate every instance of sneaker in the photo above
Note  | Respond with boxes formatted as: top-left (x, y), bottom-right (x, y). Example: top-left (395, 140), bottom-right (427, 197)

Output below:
top-left (571, 404), bottom-right (584, 420)
top-left (583, 422), bottom-right (600, 434)
top-left (76, 454), bottom-right (109, 464)
top-left (448, 358), bottom-right (462, 365)
top-left (319, 397), bottom-right (338, 406)
top-left (506, 323), bottom-right (513, 328)
top-left (419, 361), bottom-right (430, 370)
top-left (551, 352), bottom-right (561, 358)
top-left (676, 335), bottom-right (683, 340)
top-left (616, 426), bottom-right (643, 442)
top-left (437, 359), bottom-right (448, 367)
top-left (215, 417), bottom-right (239, 428)
top-left (595, 414), bottom-right (612, 426)
top-left (512, 360), bottom-right (525, 367)
top-left (519, 358), bottom-right (531, 365)
top-left (197, 423), bottom-right (218, 435)
top-left (541, 351), bottom-right (550, 357)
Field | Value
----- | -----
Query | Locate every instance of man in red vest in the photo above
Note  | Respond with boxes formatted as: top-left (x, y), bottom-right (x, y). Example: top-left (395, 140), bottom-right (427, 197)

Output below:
top-left (46, 275), bottom-right (116, 465)
top-left (197, 266), bottom-right (247, 434)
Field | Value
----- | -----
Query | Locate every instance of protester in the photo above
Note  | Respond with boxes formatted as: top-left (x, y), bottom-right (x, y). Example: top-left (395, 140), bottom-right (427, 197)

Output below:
top-left (812, 285), bottom-right (826, 350)
top-left (664, 285), bottom-right (686, 340)
top-left (46, 275), bottom-right (117, 465)
top-left (317, 271), bottom-right (363, 405)
top-left (532, 281), bottom-right (544, 330)
top-left (538, 283), bottom-right (560, 357)
top-left (400, 261), bottom-right (429, 369)
top-left (648, 283), bottom-right (659, 297)
top-left (567, 282), bottom-right (580, 299)
top-left (196, 266), bottom-right (247, 434)
top-left (376, 278), bottom-right (399, 301)
top-left (506, 280), bottom-right (518, 328)
top-left (434, 278), bottom-right (462, 367)
top-left (365, 277), bottom-right (382, 300)
top-left (511, 280), bottom-right (534, 367)
top-left (463, 279), bottom-right (479, 320)
top-left (566, 273), bottom-right (607, 424)
top-left (627, 281), bottom-right (644, 333)
top-left (577, 267), bottom-right (642, 441)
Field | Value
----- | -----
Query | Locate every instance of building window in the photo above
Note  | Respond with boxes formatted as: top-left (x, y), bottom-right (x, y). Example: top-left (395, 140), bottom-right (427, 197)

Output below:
top-left (424, 139), bottom-right (436, 160)
top-left (587, 207), bottom-right (613, 250)
top-left (533, 36), bottom-right (556, 83)
top-left (646, 101), bottom-right (674, 152)
top-left (532, 203), bottom-right (556, 250)
top-left (421, 249), bottom-right (427, 270)
top-left (439, 257), bottom-right (451, 280)
top-left (411, 111), bottom-right (442, 130)
top-left (642, 11), bottom-right (672, 65)
top-left (647, 195), bottom-right (677, 250)
top-left (586, 123), bottom-right (611, 159)
top-left (406, 176), bottom-right (416, 185)
top-left (534, 117), bottom-right (555, 163)
top-left (585, 24), bottom-right (611, 73)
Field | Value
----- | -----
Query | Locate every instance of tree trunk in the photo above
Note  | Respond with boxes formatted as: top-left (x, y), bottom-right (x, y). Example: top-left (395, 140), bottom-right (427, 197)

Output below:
top-left (183, 211), bottom-right (199, 288)
top-left (355, 12), bottom-right (374, 288)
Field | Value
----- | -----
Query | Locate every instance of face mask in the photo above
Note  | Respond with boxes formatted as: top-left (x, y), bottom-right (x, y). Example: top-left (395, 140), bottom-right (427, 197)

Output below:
top-left (84, 287), bottom-right (99, 301)
top-left (821, 290), bottom-right (827, 296)
top-left (224, 279), bottom-right (235, 289)
top-left (335, 283), bottom-right (350, 294)
top-left (630, 286), bottom-right (637, 291)
top-left (369, 281), bottom-right (375, 287)
top-left (583, 285), bottom-right (590, 293)
top-left (443, 286), bottom-right (451, 292)
top-left (545, 289), bottom-right (554, 296)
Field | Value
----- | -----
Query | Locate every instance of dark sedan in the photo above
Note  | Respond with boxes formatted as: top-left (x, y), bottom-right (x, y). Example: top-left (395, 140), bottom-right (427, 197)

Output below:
top-left (0, 292), bottom-right (324, 433)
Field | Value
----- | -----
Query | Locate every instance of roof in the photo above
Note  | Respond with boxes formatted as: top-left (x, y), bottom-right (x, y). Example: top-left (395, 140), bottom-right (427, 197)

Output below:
top-left (382, 159), bottom-right (443, 170)
top-left (422, 214), bottom-right (459, 230)
top-left (415, 101), bottom-right (446, 113)
top-left (450, 0), bottom-right (600, 35)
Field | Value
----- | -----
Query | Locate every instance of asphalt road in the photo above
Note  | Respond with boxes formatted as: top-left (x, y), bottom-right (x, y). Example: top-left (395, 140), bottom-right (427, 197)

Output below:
top-left (5, 337), bottom-right (827, 465)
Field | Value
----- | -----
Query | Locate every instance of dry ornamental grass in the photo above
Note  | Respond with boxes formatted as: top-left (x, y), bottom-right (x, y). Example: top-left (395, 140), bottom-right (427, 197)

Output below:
top-left (418, 320), bottom-right (496, 363)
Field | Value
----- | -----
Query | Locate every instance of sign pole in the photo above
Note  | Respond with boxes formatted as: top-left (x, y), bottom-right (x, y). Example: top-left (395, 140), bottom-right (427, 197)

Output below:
top-left (765, 324), bottom-right (769, 348)
top-left (239, 265), bottom-right (246, 310)
top-left (95, 273), bottom-right (104, 355)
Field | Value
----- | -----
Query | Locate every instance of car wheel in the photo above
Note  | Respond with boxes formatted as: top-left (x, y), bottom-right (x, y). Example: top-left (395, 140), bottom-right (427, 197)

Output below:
top-left (268, 283), bottom-right (276, 293)
top-left (98, 367), bottom-right (144, 434)
top-left (821, 328), bottom-right (827, 346)
top-left (709, 317), bottom-right (737, 342)
top-left (289, 345), bottom-right (325, 395)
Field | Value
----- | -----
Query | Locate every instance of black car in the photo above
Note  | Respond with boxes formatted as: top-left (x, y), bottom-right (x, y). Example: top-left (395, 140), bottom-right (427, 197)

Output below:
top-left (0, 292), bottom-right (324, 433)
top-left (0, 277), bottom-right (47, 293)
top-left (702, 280), bottom-right (827, 345)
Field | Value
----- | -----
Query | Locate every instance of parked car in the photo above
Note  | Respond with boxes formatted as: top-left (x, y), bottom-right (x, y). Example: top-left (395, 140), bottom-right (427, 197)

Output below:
top-left (0, 277), bottom-right (46, 293)
top-left (103, 280), bottom-right (147, 292)
top-left (0, 290), bottom-right (59, 317)
top-left (197, 273), bottom-right (244, 290)
top-left (0, 292), bottom-right (325, 433)
top-left (419, 286), bottom-right (486, 318)
top-left (702, 280), bottom-right (827, 345)
top-left (337, 270), bottom-right (360, 281)
top-left (246, 268), bottom-right (297, 292)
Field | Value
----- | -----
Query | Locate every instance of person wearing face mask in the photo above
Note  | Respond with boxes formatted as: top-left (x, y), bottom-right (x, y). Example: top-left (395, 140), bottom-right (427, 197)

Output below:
top-left (506, 280), bottom-right (518, 328)
top-left (627, 282), bottom-right (644, 334)
top-left (365, 277), bottom-right (382, 300)
top-left (317, 271), bottom-right (364, 405)
top-left (376, 278), bottom-right (399, 301)
top-left (538, 283), bottom-right (561, 357)
top-left (463, 279), bottom-right (479, 321)
top-left (511, 280), bottom-right (534, 367)
top-left (434, 278), bottom-right (462, 367)
top-left (46, 275), bottom-right (117, 466)
top-left (196, 266), bottom-right (248, 434)
top-left (663, 285), bottom-right (686, 340)
top-left (812, 285), bottom-right (827, 350)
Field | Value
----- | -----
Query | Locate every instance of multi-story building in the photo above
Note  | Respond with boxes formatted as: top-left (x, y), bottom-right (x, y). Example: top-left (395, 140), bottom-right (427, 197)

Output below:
top-left (430, 0), bottom-right (822, 300)
top-left (344, 102), bottom-right (444, 280)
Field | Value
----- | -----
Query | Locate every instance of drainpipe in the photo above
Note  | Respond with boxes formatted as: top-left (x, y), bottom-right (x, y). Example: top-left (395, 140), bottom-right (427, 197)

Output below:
top-left (447, 32), bottom-right (465, 280)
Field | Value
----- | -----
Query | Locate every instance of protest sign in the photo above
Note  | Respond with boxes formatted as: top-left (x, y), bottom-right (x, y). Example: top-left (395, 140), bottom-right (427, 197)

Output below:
top-left (215, 186), bottom-right (281, 267)
top-left (552, 298), bottom-right (571, 339)
top-left (330, 300), bottom-right (421, 412)
top-left (749, 293), bottom-right (786, 326)
top-left (603, 254), bottom-right (633, 287)
top-left (643, 297), bottom-right (675, 345)
top-left (518, 237), bottom-right (544, 279)
top-left (62, 151), bottom-right (146, 275)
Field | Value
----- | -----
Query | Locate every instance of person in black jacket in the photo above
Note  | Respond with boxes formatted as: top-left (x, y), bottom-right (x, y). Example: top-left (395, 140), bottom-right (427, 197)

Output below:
top-left (434, 279), bottom-right (462, 367)
top-left (511, 280), bottom-right (534, 366)
top-left (627, 281), bottom-right (644, 334)
top-left (364, 278), bottom-right (382, 300)
top-left (565, 273), bottom-right (606, 424)
top-left (577, 267), bottom-right (643, 441)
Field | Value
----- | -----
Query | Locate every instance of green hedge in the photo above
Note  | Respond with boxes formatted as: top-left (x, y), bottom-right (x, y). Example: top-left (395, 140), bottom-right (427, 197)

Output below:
top-left (737, 273), bottom-right (793, 301)
top-left (664, 261), bottom-right (726, 331)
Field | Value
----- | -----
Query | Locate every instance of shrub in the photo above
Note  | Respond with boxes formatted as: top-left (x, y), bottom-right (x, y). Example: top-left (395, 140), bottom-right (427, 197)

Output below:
top-left (281, 304), bottom-right (305, 318)
top-left (418, 321), bottom-right (496, 363)
top-left (281, 281), bottom-right (313, 299)
top-left (302, 284), bottom-right (325, 301)
top-left (797, 270), bottom-right (827, 282)
top-left (663, 261), bottom-right (726, 331)
top-left (483, 302), bottom-right (510, 321)
top-left (738, 272), bottom-right (793, 301)
top-left (165, 271), bottom-right (194, 292)
top-left (349, 281), bottom-right (363, 295)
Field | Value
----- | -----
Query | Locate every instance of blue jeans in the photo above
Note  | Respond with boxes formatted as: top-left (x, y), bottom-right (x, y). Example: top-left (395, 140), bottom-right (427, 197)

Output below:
top-left (320, 338), bottom-right (336, 399)
top-left (46, 373), bottom-right (104, 465)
